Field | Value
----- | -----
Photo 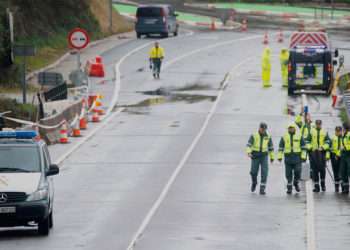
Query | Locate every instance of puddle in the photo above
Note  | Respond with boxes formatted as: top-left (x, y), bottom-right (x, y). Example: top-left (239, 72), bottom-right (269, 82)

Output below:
top-left (115, 87), bottom-right (217, 111)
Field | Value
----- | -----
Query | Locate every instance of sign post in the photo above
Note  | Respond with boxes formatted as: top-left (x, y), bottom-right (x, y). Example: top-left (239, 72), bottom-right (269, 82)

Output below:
top-left (13, 45), bottom-right (36, 104)
top-left (68, 28), bottom-right (90, 72)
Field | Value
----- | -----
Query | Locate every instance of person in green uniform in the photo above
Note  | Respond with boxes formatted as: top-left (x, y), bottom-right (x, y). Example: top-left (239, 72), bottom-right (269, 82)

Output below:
top-left (307, 120), bottom-right (331, 192)
top-left (246, 122), bottom-right (275, 195)
top-left (340, 123), bottom-right (350, 194)
top-left (330, 126), bottom-right (343, 192)
top-left (278, 123), bottom-right (307, 194)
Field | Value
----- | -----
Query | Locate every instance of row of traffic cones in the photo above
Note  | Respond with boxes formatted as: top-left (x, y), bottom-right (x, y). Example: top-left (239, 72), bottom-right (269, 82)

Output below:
top-left (59, 95), bottom-right (105, 144)
top-left (262, 29), bottom-right (284, 45)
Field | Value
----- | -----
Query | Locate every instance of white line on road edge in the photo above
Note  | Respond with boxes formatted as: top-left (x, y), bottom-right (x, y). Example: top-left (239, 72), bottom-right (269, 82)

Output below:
top-left (301, 93), bottom-right (316, 250)
top-left (125, 56), bottom-right (254, 250)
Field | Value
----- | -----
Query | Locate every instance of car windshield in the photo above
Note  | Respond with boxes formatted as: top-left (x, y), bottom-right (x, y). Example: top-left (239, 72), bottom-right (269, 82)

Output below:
top-left (137, 7), bottom-right (162, 17)
top-left (0, 146), bottom-right (41, 172)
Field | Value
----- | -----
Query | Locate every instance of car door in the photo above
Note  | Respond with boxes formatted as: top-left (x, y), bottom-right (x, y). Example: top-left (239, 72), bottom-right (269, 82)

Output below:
top-left (43, 145), bottom-right (54, 209)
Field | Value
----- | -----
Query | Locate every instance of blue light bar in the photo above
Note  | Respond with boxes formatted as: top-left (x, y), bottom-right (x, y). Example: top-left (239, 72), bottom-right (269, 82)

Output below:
top-left (0, 130), bottom-right (38, 139)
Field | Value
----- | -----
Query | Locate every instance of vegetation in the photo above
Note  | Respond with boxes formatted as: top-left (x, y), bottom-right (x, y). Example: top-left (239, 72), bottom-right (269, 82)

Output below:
top-left (0, 97), bottom-right (37, 127)
top-left (0, 0), bottom-right (128, 87)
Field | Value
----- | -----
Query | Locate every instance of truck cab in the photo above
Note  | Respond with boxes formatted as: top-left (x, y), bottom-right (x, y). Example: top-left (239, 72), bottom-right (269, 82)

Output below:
top-left (288, 32), bottom-right (336, 95)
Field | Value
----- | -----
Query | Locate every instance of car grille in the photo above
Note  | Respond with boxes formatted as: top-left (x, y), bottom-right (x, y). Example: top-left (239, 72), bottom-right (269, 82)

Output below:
top-left (0, 192), bottom-right (27, 203)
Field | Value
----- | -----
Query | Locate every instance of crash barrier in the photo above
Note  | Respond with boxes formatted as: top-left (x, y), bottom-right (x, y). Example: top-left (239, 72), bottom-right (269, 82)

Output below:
top-left (44, 83), bottom-right (68, 102)
top-left (343, 90), bottom-right (350, 118)
top-left (85, 56), bottom-right (105, 77)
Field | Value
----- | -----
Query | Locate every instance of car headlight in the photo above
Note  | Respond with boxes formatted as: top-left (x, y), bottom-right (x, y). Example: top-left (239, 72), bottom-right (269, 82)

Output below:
top-left (26, 187), bottom-right (48, 201)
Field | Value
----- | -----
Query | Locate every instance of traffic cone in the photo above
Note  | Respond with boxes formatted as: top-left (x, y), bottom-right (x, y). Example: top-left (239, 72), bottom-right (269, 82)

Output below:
top-left (59, 121), bottom-right (69, 144)
top-left (332, 95), bottom-right (338, 108)
top-left (92, 111), bottom-right (100, 123)
top-left (277, 29), bottom-right (283, 43)
top-left (241, 19), bottom-right (247, 32)
top-left (210, 18), bottom-right (216, 31)
top-left (263, 31), bottom-right (269, 45)
top-left (72, 120), bottom-right (81, 137)
top-left (79, 117), bottom-right (87, 130)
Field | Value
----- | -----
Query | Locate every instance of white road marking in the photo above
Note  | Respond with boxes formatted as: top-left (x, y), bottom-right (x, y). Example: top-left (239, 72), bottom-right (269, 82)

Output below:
top-left (125, 56), bottom-right (254, 250)
top-left (301, 93), bottom-right (316, 250)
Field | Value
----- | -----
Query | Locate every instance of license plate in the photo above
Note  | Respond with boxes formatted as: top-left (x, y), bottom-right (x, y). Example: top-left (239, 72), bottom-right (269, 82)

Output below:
top-left (145, 19), bottom-right (157, 24)
top-left (0, 207), bottom-right (16, 213)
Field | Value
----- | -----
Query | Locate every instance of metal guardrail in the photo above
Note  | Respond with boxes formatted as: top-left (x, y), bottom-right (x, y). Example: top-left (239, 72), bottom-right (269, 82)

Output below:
top-left (343, 90), bottom-right (350, 117)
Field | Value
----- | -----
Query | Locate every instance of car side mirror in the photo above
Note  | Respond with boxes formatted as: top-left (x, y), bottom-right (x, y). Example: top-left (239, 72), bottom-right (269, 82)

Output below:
top-left (335, 49), bottom-right (339, 58)
top-left (47, 164), bottom-right (59, 176)
top-left (333, 60), bottom-right (338, 66)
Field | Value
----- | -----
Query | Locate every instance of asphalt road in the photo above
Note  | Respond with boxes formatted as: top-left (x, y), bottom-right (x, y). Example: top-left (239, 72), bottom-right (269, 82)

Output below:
top-left (1, 28), bottom-right (350, 250)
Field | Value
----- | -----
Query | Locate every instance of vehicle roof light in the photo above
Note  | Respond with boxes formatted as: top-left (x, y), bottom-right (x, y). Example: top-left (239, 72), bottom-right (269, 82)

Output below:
top-left (0, 130), bottom-right (39, 139)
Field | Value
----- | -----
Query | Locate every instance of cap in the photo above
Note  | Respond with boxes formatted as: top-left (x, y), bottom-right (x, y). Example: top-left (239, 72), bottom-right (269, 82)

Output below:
top-left (260, 122), bottom-right (268, 129)
top-left (288, 123), bottom-right (297, 129)
top-left (335, 126), bottom-right (342, 131)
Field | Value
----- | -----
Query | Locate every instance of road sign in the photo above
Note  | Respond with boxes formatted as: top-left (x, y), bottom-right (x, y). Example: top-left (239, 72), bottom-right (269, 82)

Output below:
top-left (38, 72), bottom-right (64, 86)
top-left (13, 45), bottom-right (36, 57)
top-left (68, 28), bottom-right (89, 50)
top-left (289, 32), bottom-right (328, 49)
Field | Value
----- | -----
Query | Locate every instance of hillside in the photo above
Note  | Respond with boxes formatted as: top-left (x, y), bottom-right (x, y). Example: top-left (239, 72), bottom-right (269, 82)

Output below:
top-left (0, 0), bottom-right (132, 86)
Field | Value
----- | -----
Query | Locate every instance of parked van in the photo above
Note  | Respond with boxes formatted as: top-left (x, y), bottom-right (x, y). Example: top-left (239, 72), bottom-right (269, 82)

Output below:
top-left (135, 5), bottom-right (179, 38)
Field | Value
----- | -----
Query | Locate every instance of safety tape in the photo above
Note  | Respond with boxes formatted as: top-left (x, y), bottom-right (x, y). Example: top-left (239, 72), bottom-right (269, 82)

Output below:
top-left (69, 114), bottom-right (79, 128)
top-left (2, 116), bottom-right (66, 129)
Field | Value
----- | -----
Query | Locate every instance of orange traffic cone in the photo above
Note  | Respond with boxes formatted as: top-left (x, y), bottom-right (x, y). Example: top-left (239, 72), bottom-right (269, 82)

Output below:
top-left (92, 111), bottom-right (100, 123)
top-left (263, 31), bottom-right (269, 45)
top-left (332, 95), bottom-right (338, 108)
top-left (79, 117), bottom-right (87, 130)
top-left (277, 29), bottom-right (283, 43)
top-left (59, 121), bottom-right (69, 144)
top-left (241, 19), bottom-right (247, 32)
top-left (71, 118), bottom-right (81, 137)
top-left (210, 18), bottom-right (216, 31)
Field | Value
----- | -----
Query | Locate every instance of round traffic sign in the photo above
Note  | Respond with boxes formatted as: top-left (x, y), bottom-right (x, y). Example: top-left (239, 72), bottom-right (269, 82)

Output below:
top-left (68, 28), bottom-right (90, 50)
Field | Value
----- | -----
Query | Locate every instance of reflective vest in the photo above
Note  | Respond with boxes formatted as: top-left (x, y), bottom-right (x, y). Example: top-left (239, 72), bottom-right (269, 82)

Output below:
top-left (331, 135), bottom-right (342, 156)
top-left (246, 132), bottom-right (274, 159)
top-left (309, 128), bottom-right (329, 151)
top-left (283, 133), bottom-right (302, 153)
top-left (248, 133), bottom-right (270, 152)
top-left (342, 132), bottom-right (350, 151)
top-left (301, 124), bottom-right (311, 139)
top-left (278, 132), bottom-right (306, 160)
top-left (279, 51), bottom-right (289, 67)
top-left (149, 47), bottom-right (164, 59)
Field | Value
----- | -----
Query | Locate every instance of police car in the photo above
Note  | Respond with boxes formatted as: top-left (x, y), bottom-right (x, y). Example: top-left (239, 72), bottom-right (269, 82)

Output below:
top-left (0, 130), bottom-right (59, 236)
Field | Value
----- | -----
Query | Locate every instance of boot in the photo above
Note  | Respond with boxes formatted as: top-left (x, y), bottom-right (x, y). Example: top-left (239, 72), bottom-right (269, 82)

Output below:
top-left (313, 183), bottom-right (320, 193)
top-left (294, 182), bottom-right (300, 192)
top-left (287, 184), bottom-right (292, 195)
top-left (259, 185), bottom-right (266, 195)
top-left (251, 182), bottom-right (257, 192)
top-left (321, 180), bottom-right (326, 192)
top-left (153, 73), bottom-right (156, 79)
top-left (335, 184), bottom-right (340, 193)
